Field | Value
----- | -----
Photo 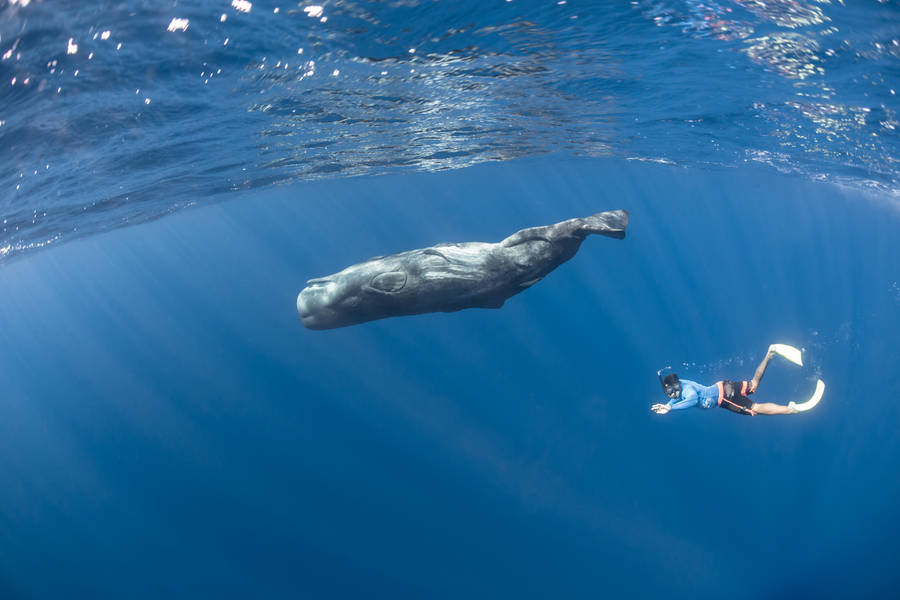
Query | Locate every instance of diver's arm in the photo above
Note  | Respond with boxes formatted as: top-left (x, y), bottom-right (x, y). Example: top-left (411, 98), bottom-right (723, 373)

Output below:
top-left (667, 387), bottom-right (699, 411)
top-left (651, 387), bottom-right (698, 414)
top-left (667, 398), bottom-right (697, 410)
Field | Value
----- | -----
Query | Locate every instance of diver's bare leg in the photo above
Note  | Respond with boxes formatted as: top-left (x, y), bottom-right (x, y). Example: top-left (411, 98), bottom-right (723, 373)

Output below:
top-left (751, 402), bottom-right (798, 415)
top-left (749, 344), bottom-right (778, 393)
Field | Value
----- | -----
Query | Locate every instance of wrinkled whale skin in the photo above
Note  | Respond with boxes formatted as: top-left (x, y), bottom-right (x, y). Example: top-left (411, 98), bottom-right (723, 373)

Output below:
top-left (297, 210), bottom-right (628, 330)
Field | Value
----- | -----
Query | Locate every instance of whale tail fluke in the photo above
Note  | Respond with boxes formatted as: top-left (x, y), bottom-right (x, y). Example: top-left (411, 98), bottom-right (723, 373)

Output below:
top-left (579, 209), bottom-right (629, 239)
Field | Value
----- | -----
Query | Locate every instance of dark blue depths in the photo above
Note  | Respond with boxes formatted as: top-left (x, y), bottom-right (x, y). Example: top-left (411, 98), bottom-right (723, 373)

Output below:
top-left (1, 158), bottom-right (898, 599)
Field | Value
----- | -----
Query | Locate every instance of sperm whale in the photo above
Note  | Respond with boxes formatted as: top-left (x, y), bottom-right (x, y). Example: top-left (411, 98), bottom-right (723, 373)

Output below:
top-left (297, 209), bottom-right (629, 330)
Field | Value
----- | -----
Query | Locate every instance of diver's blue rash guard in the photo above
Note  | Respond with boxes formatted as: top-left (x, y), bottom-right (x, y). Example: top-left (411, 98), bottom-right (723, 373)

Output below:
top-left (666, 379), bottom-right (720, 410)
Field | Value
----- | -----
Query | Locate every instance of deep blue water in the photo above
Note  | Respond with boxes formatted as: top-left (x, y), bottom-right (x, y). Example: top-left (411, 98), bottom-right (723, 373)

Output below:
top-left (1, 1), bottom-right (900, 599)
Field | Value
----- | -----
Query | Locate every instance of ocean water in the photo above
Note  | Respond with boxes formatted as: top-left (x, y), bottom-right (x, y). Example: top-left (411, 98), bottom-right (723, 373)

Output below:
top-left (1, 1), bottom-right (899, 598)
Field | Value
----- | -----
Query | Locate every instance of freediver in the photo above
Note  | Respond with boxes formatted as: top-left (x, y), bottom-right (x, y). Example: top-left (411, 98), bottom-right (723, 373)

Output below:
top-left (651, 344), bottom-right (822, 416)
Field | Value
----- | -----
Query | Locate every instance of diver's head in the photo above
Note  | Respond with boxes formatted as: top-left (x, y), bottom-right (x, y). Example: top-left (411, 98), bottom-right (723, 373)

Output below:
top-left (662, 373), bottom-right (682, 399)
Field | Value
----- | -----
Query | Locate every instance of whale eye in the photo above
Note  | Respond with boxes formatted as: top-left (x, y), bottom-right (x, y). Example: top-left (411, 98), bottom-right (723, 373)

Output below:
top-left (371, 271), bottom-right (407, 292)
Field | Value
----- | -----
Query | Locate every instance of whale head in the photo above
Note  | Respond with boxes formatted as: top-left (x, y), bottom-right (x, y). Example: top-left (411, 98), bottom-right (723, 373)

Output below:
top-left (297, 243), bottom-right (502, 330)
top-left (297, 258), bottom-right (411, 330)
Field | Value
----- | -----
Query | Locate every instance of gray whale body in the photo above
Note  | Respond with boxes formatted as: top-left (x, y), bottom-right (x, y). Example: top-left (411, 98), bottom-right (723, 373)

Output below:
top-left (297, 210), bottom-right (628, 330)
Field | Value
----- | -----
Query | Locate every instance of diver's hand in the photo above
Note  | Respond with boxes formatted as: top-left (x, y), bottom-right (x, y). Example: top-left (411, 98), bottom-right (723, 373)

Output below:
top-left (651, 403), bottom-right (671, 415)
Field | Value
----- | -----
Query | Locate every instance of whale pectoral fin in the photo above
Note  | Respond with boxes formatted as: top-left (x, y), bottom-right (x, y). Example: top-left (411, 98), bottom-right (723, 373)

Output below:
top-left (422, 248), bottom-right (450, 259)
top-left (519, 277), bottom-right (542, 288)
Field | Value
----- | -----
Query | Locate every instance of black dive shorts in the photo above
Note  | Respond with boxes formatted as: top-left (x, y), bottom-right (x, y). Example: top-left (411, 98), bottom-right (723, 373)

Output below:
top-left (717, 380), bottom-right (755, 416)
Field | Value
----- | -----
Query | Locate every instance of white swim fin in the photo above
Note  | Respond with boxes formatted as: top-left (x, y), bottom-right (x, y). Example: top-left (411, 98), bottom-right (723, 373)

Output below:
top-left (772, 343), bottom-right (803, 366)
top-left (789, 379), bottom-right (825, 413)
